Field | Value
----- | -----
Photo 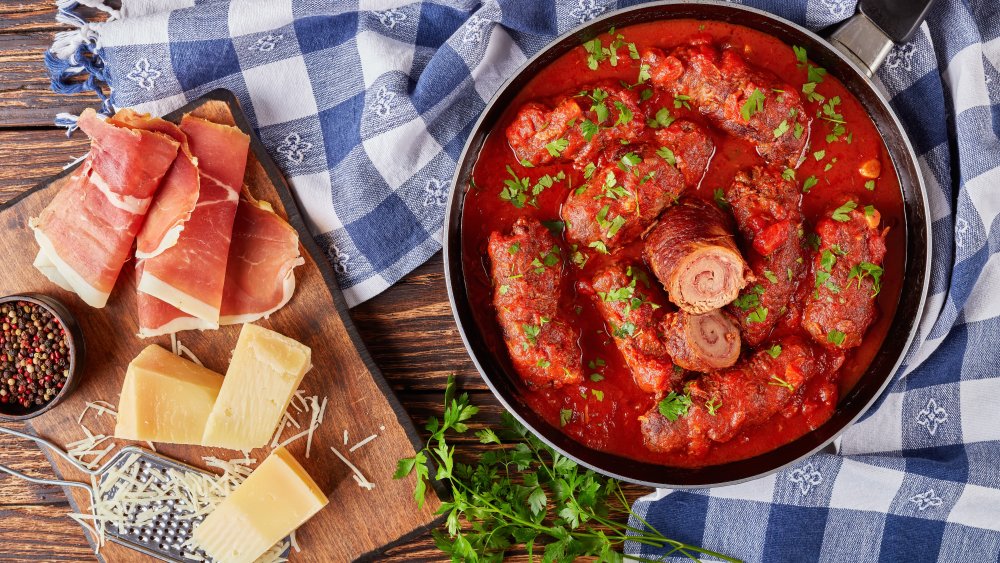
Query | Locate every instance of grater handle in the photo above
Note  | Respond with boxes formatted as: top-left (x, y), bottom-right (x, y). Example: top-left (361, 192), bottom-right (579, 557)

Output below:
top-left (0, 424), bottom-right (98, 476)
top-left (0, 460), bottom-right (95, 496)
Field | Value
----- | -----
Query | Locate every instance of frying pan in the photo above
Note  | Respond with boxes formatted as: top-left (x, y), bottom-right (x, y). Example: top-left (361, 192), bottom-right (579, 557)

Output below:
top-left (444, 0), bottom-right (934, 488)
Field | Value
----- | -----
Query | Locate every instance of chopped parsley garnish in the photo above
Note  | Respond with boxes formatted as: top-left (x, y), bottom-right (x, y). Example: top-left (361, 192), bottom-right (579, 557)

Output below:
top-left (636, 63), bottom-right (651, 84)
top-left (831, 201), bottom-right (858, 222)
top-left (773, 119), bottom-right (790, 138)
top-left (590, 373), bottom-right (604, 382)
top-left (740, 88), bottom-right (766, 121)
top-left (583, 162), bottom-right (597, 179)
top-left (559, 408), bottom-right (573, 426)
top-left (673, 94), bottom-right (691, 110)
top-left (764, 270), bottom-right (779, 283)
top-left (806, 232), bottom-right (821, 251)
top-left (766, 344), bottom-right (783, 358)
top-left (640, 88), bottom-right (654, 101)
top-left (498, 284), bottom-right (509, 295)
top-left (589, 240), bottom-right (609, 254)
top-left (583, 88), bottom-right (611, 123)
top-left (768, 374), bottom-right (795, 391)
top-left (793, 45), bottom-right (808, 66)
top-left (618, 152), bottom-right (642, 172)
top-left (820, 249), bottom-right (837, 271)
top-left (824, 158), bottom-right (837, 172)
top-left (782, 168), bottom-right (796, 181)
top-left (531, 246), bottom-right (561, 273)
top-left (865, 180), bottom-right (876, 191)
top-left (807, 64), bottom-right (827, 84)
top-left (508, 242), bottom-right (520, 254)
top-left (583, 30), bottom-right (637, 71)
top-left (536, 358), bottom-right (551, 368)
top-left (793, 122), bottom-right (805, 139)
top-left (827, 330), bottom-right (846, 346)
top-left (595, 205), bottom-right (627, 239)
top-left (813, 149), bottom-right (826, 161)
top-left (613, 101), bottom-right (633, 126)
top-left (519, 158), bottom-right (534, 168)
top-left (591, 389), bottom-right (605, 401)
top-left (611, 321), bottom-right (638, 338)
top-left (658, 391), bottom-right (693, 421)
top-left (802, 175), bottom-right (819, 193)
top-left (500, 166), bottom-right (565, 208)
top-left (732, 284), bottom-right (764, 310)
top-left (848, 262), bottom-right (884, 296)
top-left (705, 397), bottom-right (722, 417)
top-left (657, 146), bottom-right (676, 166)
top-left (580, 119), bottom-right (599, 142)
top-left (713, 188), bottom-right (730, 211)
top-left (802, 81), bottom-right (825, 103)
top-left (545, 138), bottom-right (569, 157)
top-left (589, 358), bottom-right (606, 369)
top-left (647, 107), bottom-right (676, 129)
top-left (747, 306), bottom-right (768, 324)
top-left (522, 324), bottom-right (541, 346)
top-left (864, 204), bottom-right (876, 217)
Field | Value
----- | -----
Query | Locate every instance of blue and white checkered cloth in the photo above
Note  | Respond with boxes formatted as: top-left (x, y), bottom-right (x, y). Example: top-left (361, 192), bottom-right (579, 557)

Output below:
top-left (47, 0), bottom-right (999, 560)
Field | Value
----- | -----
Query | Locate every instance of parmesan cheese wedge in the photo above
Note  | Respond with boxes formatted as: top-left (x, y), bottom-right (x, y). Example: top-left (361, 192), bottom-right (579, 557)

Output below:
top-left (115, 344), bottom-right (224, 445)
top-left (201, 324), bottom-right (312, 450)
top-left (191, 447), bottom-right (327, 563)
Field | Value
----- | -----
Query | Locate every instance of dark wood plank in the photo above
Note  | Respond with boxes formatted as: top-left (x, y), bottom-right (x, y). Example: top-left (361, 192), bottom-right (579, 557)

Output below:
top-left (0, 4), bottom-right (110, 35)
top-left (0, 129), bottom-right (89, 203)
top-left (0, 33), bottom-right (104, 127)
top-left (0, 422), bottom-right (70, 506)
top-left (0, 504), bottom-right (97, 561)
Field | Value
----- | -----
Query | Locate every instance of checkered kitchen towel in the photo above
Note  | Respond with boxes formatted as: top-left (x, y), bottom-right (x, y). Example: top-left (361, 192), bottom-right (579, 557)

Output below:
top-left (46, 0), bottom-right (999, 559)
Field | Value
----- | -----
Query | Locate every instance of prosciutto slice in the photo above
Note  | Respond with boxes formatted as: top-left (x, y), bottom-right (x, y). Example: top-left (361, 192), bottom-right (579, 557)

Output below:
top-left (30, 109), bottom-right (179, 308)
top-left (137, 192), bottom-right (304, 336)
top-left (136, 114), bottom-right (250, 327)
top-left (110, 110), bottom-right (201, 260)
top-left (219, 193), bottom-right (304, 325)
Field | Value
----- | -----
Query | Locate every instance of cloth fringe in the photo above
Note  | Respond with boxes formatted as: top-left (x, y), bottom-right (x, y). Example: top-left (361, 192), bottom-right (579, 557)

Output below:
top-left (47, 0), bottom-right (119, 133)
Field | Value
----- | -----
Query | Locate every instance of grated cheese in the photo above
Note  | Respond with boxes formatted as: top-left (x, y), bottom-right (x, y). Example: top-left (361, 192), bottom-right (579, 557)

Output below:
top-left (343, 429), bottom-right (348, 445)
top-left (349, 433), bottom-right (378, 453)
top-left (330, 446), bottom-right (376, 490)
top-left (78, 401), bottom-right (119, 424)
top-left (176, 340), bottom-right (203, 366)
top-left (170, 332), bottom-right (178, 355)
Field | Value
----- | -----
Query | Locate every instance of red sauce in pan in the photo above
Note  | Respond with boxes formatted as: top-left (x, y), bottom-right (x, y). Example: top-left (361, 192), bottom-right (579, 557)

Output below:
top-left (461, 19), bottom-right (905, 467)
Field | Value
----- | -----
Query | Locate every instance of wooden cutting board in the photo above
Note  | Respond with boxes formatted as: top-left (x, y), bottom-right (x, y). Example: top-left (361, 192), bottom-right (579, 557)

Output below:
top-left (0, 91), bottom-right (443, 562)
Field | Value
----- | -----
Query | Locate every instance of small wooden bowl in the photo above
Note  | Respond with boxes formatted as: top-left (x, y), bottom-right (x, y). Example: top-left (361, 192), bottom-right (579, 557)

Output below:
top-left (0, 293), bottom-right (85, 421)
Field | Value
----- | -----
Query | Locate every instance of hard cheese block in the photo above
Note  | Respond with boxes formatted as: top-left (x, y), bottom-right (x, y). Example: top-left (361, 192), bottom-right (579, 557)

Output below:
top-left (191, 446), bottom-right (328, 563)
top-left (201, 323), bottom-right (312, 450)
top-left (114, 344), bottom-right (224, 445)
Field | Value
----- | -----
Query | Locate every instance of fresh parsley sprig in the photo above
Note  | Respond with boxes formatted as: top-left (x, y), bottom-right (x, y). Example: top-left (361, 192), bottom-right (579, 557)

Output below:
top-left (395, 375), bottom-right (740, 562)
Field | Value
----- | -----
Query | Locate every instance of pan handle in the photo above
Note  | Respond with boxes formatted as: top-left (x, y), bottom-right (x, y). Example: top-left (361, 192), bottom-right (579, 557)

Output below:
top-left (828, 0), bottom-right (937, 77)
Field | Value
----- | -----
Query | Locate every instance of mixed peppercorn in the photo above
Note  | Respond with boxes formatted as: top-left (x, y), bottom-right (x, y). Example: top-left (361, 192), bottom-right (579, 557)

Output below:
top-left (0, 301), bottom-right (70, 412)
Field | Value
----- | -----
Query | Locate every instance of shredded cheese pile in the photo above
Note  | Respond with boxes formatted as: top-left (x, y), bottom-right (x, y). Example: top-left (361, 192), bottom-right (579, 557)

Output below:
top-left (269, 390), bottom-right (329, 459)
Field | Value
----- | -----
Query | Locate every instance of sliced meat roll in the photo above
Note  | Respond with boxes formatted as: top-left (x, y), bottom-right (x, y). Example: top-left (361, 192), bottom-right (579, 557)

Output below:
top-left (639, 336), bottom-right (833, 456)
top-left (644, 199), bottom-right (750, 314)
top-left (505, 84), bottom-right (644, 168)
top-left (641, 38), bottom-right (810, 168)
top-left (585, 263), bottom-right (679, 396)
top-left (488, 217), bottom-right (583, 388)
top-left (803, 202), bottom-right (888, 349)
top-left (661, 309), bottom-right (741, 373)
top-left (725, 167), bottom-right (807, 346)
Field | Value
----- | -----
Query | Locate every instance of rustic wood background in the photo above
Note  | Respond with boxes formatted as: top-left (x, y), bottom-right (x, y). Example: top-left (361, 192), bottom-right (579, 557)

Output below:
top-left (0, 3), bottom-right (655, 562)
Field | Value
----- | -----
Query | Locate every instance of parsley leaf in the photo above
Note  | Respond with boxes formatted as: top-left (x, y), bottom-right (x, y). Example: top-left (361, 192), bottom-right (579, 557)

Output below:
top-left (831, 201), bottom-right (858, 222)
top-left (580, 119), bottom-right (599, 142)
top-left (673, 94), bottom-right (691, 110)
top-left (705, 397), bottom-right (722, 416)
top-left (545, 138), bottom-right (569, 157)
top-left (773, 119), bottom-right (790, 138)
top-left (740, 88), bottom-right (766, 121)
top-left (768, 374), bottom-right (795, 391)
top-left (656, 146), bottom-right (676, 166)
top-left (827, 330), bottom-right (846, 346)
top-left (393, 375), bottom-right (737, 562)
top-left (713, 188), bottom-right (731, 211)
top-left (865, 180), bottom-right (876, 191)
top-left (747, 306), bottom-right (768, 324)
top-left (793, 45), bottom-right (808, 66)
top-left (658, 391), bottom-right (693, 421)
top-left (802, 175), bottom-right (818, 193)
top-left (648, 107), bottom-right (675, 129)
top-left (766, 344), bottom-right (782, 358)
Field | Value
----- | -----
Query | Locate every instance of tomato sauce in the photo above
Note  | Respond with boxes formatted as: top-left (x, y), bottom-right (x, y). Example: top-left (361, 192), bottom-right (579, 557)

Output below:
top-left (461, 19), bottom-right (905, 467)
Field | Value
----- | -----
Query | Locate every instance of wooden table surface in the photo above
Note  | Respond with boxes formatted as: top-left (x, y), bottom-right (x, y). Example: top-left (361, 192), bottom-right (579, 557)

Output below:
top-left (0, 4), bottom-right (654, 562)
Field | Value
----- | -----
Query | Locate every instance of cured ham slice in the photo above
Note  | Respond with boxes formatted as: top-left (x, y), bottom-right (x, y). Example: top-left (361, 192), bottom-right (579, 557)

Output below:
top-left (219, 193), bottom-right (304, 325)
top-left (136, 114), bottom-right (250, 328)
top-left (30, 109), bottom-right (179, 308)
top-left (137, 192), bottom-right (305, 336)
top-left (110, 110), bottom-right (201, 260)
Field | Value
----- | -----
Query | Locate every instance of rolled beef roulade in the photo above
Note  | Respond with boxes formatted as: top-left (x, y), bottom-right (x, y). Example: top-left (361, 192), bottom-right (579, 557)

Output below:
top-left (661, 309), bottom-right (741, 373)
top-left (644, 199), bottom-right (750, 314)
